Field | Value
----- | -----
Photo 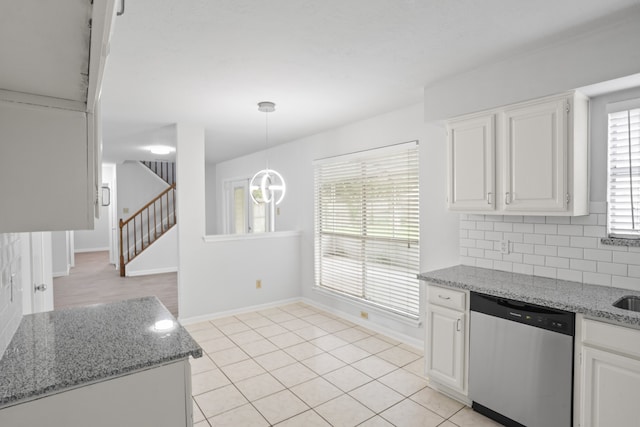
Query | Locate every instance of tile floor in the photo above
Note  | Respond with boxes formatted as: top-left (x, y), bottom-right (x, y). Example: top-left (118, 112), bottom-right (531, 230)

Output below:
top-left (185, 302), bottom-right (501, 427)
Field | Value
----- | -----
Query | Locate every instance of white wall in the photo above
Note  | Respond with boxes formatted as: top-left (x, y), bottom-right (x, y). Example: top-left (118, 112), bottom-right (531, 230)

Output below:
top-left (210, 103), bottom-right (459, 340)
top-left (176, 125), bottom-right (303, 322)
top-left (0, 233), bottom-right (25, 356)
top-left (74, 164), bottom-right (115, 252)
top-left (116, 161), bottom-right (169, 219)
top-left (204, 163), bottom-right (217, 235)
top-left (126, 225), bottom-right (178, 276)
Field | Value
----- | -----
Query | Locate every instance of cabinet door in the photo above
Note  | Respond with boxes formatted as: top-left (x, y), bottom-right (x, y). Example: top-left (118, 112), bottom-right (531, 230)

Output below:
top-left (427, 304), bottom-right (465, 392)
top-left (581, 346), bottom-right (640, 427)
top-left (447, 115), bottom-right (495, 211)
top-left (502, 97), bottom-right (567, 212)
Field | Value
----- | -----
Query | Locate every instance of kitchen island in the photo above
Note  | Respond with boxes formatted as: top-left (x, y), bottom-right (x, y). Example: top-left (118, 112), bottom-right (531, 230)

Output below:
top-left (0, 296), bottom-right (202, 426)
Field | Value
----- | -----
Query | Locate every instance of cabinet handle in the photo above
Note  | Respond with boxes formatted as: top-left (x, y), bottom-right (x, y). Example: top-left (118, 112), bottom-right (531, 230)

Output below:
top-left (487, 192), bottom-right (493, 205)
top-left (456, 318), bottom-right (462, 331)
top-left (438, 295), bottom-right (451, 300)
top-left (505, 192), bottom-right (511, 205)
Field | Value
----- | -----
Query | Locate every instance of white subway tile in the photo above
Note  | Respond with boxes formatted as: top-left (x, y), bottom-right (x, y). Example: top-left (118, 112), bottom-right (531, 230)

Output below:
top-left (503, 253), bottom-right (523, 263)
top-left (612, 276), bottom-right (640, 291)
top-left (613, 251), bottom-right (640, 265)
top-left (468, 230), bottom-right (485, 240)
top-left (570, 236), bottom-right (598, 249)
top-left (468, 214), bottom-right (486, 221)
top-left (459, 214), bottom-right (469, 220)
top-left (485, 250), bottom-right (502, 260)
top-left (493, 261), bottom-right (513, 272)
top-left (460, 220), bottom-right (476, 230)
top-left (476, 258), bottom-right (494, 269)
top-left (513, 243), bottom-right (534, 254)
top-left (503, 216), bottom-right (524, 223)
top-left (477, 240), bottom-right (494, 250)
top-left (597, 214), bottom-right (607, 226)
top-left (558, 246), bottom-right (583, 259)
top-left (545, 216), bottom-right (571, 225)
top-left (513, 223), bottom-right (534, 233)
top-left (583, 249), bottom-right (612, 263)
top-left (583, 226), bottom-right (606, 238)
top-left (597, 262), bottom-right (627, 276)
top-left (476, 222), bottom-right (494, 231)
top-left (523, 216), bottom-right (546, 224)
top-left (545, 235), bottom-right (570, 247)
top-left (459, 247), bottom-right (468, 256)
top-left (534, 224), bottom-right (558, 235)
top-left (546, 256), bottom-right (570, 269)
top-left (557, 225), bottom-right (584, 236)
top-left (460, 256), bottom-right (477, 266)
top-left (460, 239), bottom-right (476, 248)
top-left (523, 234), bottom-right (546, 245)
top-left (534, 266), bottom-right (557, 279)
top-left (598, 240), bottom-right (628, 252)
top-left (523, 254), bottom-right (545, 266)
top-left (484, 215), bottom-right (505, 222)
top-left (571, 215), bottom-right (598, 225)
top-left (583, 272), bottom-right (612, 287)
top-left (570, 259), bottom-right (597, 272)
top-left (557, 269), bottom-right (582, 282)
top-left (535, 245), bottom-right (558, 256)
top-left (589, 201), bottom-right (607, 214)
top-left (494, 222), bottom-right (513, 232)
top-left (468, 248), bottom-right (484, 258)
top-left (513, 263), bottom-right (534, 275)
top-left (629, 265), bottom-right (640, 278)
top-left (459, 229), bottom-right (468, 239)
top-left (504, 232), bottom-right (524, 243)
top-left (484, 231), bottom-right (503, 241)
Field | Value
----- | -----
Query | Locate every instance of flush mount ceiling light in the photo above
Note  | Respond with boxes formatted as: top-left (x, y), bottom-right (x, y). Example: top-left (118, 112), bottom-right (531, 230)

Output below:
top-left (148, 145), bottom-right (175, 155)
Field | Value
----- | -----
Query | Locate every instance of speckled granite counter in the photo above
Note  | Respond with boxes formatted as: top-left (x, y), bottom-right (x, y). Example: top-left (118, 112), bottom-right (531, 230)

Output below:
top-left (0, 297), bottom-right (202, 409)
top-left (419, 265), bottom-right (640, 327)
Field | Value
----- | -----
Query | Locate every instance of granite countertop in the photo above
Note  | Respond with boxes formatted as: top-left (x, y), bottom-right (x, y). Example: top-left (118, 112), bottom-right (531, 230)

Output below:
top-left (419, 265), bottom-right (640, 327)
top-left (0, 297), bottom-right (202, 409)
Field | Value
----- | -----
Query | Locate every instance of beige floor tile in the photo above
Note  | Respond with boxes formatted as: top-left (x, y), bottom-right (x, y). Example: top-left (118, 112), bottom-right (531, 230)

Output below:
top-left (436, 421), bottom-right (458, 427)
top-left (323, 365), bottom-right (373, 392)
top-left (333, 327), bottom-right (373, 343)
top-left (255, 323), bottom-right (288, 338)
top-left (289, 307), bottom-right (317, 318)
top-left (191, 368), bottom-right (231, 395)
top-left (242, 316), bottom-right (276, 329)
top-left (301, 352), bottom-right (346, 375)
top-left (193, 399), bottom-right (206, 423)
top-left (274, 409), bottom-right (331, 426)
top-left (253, 389), bottom-right (310, 424)
top-left (258, 307), bottom-right (285, 316)
top-left (217, 321), bottom-right (251, 335)
top-left (240, 338), bottom-right (280, 357)
top-left (353, 336), bottom-right (395, 354)
top-left (378, 368), bottom-right (428, 396)
top-left (193, 421), bottom-right (209, 427)
top-left (358, 415), bottom-right (395, 426)
top-left (315, 394), bottom-right (375, 427)
top-left (303, 313), bottom-right (335, 324)
top-left (209, 403), bottom-right (269, 427)
top-left (269, 331), bottom-right (307, 348)
top-left (398, 342), bottom-right (424, 355)
top-left (317, 319), bottom-right (351, 333)
top-left (267, 312), bottom-right (297, 323)
top-left (374, 334), bottom-right (402, 345)
top-left (284, 342), bottom-right (325, 360)
top-left (234, 372), bottom-right (285, 401)
top-left (211, 316), bottom-right (239, 327)
top-left (208, 346), bottom-right (249, 367)
top-left (449, 407), bottom-right (504, 427)
top-left (290, 376), bottom-right (344, 408)
top-left (190, 327), bottom-right (224, 343)
top-left (279, 303), bottom-right (306, 313)
top-left (271, 362), bottom-right (319, 387)
top-left (194, 384), bottom-right (247, 418)
top-left (410, 387), bottom-right (464, 418)
top-left (310, 334), bottom-right (349, 351)
top-left (228, 329), bottom-right (263, 345)
top-left (380, 398), bottom-right (444, 427)
top-left (349, 380), bottom-right (404, 413)
top-left (376, 346), bottom-right (422, 367)
top-left (351, 356), bottom-right (397, 379)
top-left (200, 336), bottom-right (236, 354)
top-left (254, 349), bottom-right (297, 371)
top-left (235, 311), bottom-right (263, 321)
top-left (403, 358), bottom-right (426, 377)
top-left (280, 318), bottom-right (312, 331)
top-left (184, 321), bottom-right (212, 332)
top-left (190, 355), bottom-right (217, 374)
top-left (220, 359), bottom-right (266, 382)
top-left (294, 325), bottom-right (330, 340)
top-left (329, 343), bottom-right (371, 364)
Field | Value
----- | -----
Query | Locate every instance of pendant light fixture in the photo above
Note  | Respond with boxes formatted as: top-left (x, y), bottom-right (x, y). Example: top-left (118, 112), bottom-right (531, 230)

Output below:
top-left (249, 102), bottom-right (286, 230)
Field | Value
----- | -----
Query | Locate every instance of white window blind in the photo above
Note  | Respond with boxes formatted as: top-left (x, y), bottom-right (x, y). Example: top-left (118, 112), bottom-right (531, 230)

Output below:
top-left (608, 105), bottom-right (640, 238)
top-left (314, 142), bottom-right (420, 319)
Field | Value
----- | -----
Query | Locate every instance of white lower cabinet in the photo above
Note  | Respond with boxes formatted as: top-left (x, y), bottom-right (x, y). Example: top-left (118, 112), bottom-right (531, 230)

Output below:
top-left (578, 317), bottom-right (640, 427)
top-left (425, 284), bottom-right (469, 400)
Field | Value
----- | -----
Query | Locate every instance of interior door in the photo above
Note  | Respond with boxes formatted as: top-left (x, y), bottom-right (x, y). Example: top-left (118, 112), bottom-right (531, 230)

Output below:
top-left (30, 232), bottom-right (54, 313)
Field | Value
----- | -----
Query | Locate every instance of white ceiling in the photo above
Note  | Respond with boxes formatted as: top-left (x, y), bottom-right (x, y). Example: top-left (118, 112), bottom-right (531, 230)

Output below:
top-left (100, 0), bottom-right (640, 164)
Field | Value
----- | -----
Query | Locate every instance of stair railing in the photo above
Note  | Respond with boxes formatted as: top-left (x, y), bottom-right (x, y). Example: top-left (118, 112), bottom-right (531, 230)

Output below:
top-left (119, 183), bottom-right (176, 276)
top-left (141, 161), bottom-right (176, 186)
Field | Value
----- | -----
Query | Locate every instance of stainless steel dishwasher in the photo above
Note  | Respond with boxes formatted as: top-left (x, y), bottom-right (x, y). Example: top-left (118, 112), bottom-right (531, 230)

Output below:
top-left (469, 292), bottom-right (575, 427)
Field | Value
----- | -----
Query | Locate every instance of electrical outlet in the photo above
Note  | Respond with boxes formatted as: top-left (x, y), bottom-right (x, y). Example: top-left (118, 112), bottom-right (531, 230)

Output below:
top-left (500, 240), bottom-right (510, 254)
top-left (360, 311), bottom-right (368, 320)
top-left (256, 279), bottom-right (262, 289)
top-left (123, 207), bottom-right (129, 214)
top-left (277, 207), bottom-right (280, 215)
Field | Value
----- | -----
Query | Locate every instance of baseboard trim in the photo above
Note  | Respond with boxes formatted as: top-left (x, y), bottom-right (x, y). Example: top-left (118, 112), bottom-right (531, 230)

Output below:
top-left (126, 267), bottom-right (178, 277)
top-left (179, 297), bottom-right (303, 324)
top-left (74, 247), bottom-right (110, 253)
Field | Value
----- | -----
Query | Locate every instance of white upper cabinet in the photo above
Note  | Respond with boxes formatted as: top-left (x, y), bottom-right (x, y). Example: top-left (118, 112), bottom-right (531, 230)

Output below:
top-left (0, 1), bottom-right (116, 232)
top-left (447, 115), bottom-right (495, 211)
top-left (446, 92), bottom-right (589, 216)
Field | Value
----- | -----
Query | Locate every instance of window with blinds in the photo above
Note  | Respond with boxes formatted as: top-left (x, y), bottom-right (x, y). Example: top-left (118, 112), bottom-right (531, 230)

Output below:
top-left (314, 141), bottom-right (420, 319)
top-left (608, 103), bottom-right (640, 238)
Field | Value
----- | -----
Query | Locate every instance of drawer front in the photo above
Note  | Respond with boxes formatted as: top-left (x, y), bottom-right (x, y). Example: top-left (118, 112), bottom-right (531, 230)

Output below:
top-left (428, 285), bottom-right (466, 311)
top-left (582, 318), bottom-right (640, 359)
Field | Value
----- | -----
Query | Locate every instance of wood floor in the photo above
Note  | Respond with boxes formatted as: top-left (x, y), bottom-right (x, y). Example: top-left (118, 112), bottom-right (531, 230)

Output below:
top-left (53, 251), bottom-right (178, 317)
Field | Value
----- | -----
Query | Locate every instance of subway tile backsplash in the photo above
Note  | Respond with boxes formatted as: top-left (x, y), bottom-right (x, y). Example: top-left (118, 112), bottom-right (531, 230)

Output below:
top-left (0, 233), bottom-right (23, 357)
top-left (459, 202), bottom-right (640, 291)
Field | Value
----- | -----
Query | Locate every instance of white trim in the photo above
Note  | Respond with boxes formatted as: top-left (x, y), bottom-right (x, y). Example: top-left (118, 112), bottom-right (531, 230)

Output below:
top-left (313, 140), bottom-right (418, 165)
top-left (74, 247), bottom-right (110, 253)
top-left (0, 90), bottom-right (86, 111)
top-left (178, 297), bottom-right (302, 324)
top-left (126, 267), bottom-right (178, 277)
top-left (606, 97), bottom-right (640, 114)
top-left (302, 297), bottom-right (424, 350)
top-left (52, 264), bottom-right (71, 278)
top-left (202, 230), bottom-right (301, 243)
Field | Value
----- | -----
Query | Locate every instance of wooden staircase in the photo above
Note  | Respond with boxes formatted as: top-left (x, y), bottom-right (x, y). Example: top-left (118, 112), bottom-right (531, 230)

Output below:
top-left (141, 161), bottom-right (175, 186)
